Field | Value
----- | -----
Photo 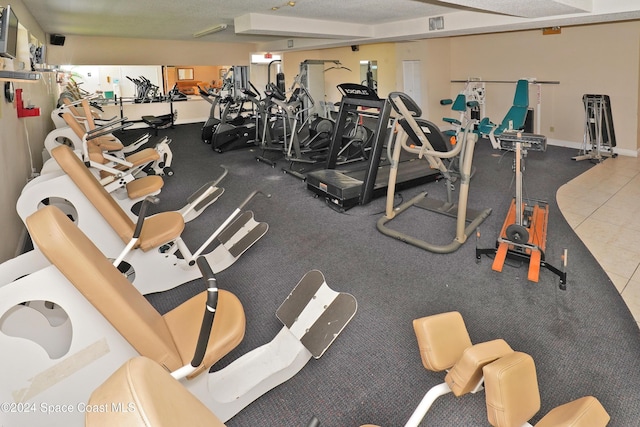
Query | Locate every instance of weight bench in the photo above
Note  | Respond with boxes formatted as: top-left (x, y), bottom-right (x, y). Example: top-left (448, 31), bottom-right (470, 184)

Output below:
top-left (483, 351), bottom-right (609, 427)
top-left (0, 205), bottom-right (356, 426)
top-left (142, 113), bottom-right (174, 136)
top-left (403, 311), bottom-right (513, 426)
top-left (476, 79), bottom-right (529, 149)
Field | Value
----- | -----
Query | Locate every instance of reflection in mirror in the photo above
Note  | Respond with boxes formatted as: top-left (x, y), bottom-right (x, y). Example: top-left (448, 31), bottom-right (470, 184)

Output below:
top-left (177, 67), bottom-right (194, 80)
top-left (360, 60), bottom-right (378, 93)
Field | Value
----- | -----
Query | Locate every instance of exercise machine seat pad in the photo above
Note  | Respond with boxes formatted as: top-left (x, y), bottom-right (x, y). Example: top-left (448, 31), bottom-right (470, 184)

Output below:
top-left (27, 205), bottom-right (246, 375)
top-left (52, 145), bottom-right (184, 250)
top-left (126, 175), bottom-right (164, 199)
top-left (398, 118), bottom-right (450, 153)
top-left (62, 112), bottom-right (124, 151)
top-left (86, 356), bottom-right (227, 427)
top-left (99, 147), bottom-right (160, 179)
top-left (483, 352), bottom-right (541, 427)
top-left (535, 396), bottom-right (610, 427)
top-left (413, 311), bottom-right (472, 372)
top-left (445, 339), bottom-right (513, 397)
top-left (163, 289), bottom-right (245, 379)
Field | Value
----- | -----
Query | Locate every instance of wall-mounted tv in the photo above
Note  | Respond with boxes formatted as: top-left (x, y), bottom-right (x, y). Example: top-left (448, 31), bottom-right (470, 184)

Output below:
top-left (0, 5), bottom-right (19, 59)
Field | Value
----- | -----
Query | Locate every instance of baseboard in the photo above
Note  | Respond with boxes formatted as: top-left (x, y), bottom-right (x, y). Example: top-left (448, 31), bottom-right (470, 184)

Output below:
top-left (547, 138), bottom-right (638, 158)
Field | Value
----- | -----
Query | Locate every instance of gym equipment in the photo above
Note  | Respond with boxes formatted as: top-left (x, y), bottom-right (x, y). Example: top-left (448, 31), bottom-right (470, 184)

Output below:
top-left (277, 71), bottom-right (335, 178)
top-left (319, 311), bottom-right (609, 427)
top-left (0, 205), bottom-right (357, 426)
top-left (252, 83), bottom-right (288, 166)
top-left (44, 103), bottom-right (175, 177)
top-left (141, 112), bottom-right (176, 137)
top-left (126, 75), bottom-right (163, 103)
top-left (453, 78), bottom-right (560, 135)
top-left (210, 93), bottom-right (257, 153)
top-left (15, 144), bottom-right (268, 294)
top-left (0, 167), bottom-right (225, 291)
top-left (483, 352), bottom-right (610, 427)
top-left (306, 84), bottom-right (440, 211)
top-left (475, 79), bottom-right (530, 148)
top-left (199, 86), bottom-right (224, 144)
top-left (377, 92), bottom-right (492, 254)
top-left (86, 357), bottom-right (349, 427)
top-left (475, 131), bottom-right (568, 287)
top-left (573, 94), bottom-right (617, 162)
top-left (401, 312), bottom-right (514, 427)
top-left (42, 113), bottom-right (171, 179)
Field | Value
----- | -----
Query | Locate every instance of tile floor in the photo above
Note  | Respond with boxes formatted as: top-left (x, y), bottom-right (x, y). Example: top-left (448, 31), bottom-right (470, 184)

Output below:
top-left (556, 154), bottom-right (640, 328)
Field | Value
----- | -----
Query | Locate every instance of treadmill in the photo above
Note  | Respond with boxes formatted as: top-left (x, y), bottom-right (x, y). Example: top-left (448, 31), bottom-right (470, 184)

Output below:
top-left (305, 84), bottom-right (440, 211)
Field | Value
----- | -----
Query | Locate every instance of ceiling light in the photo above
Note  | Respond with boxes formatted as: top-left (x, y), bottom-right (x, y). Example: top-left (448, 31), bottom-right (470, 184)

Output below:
top-left (288, 1), bottom-right (296, 6)
top-left (192, 24), bottom-right (228, 38)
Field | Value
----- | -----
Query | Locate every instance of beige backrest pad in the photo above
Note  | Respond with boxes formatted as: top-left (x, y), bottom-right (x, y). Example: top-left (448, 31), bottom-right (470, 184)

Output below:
top-left (27, 206), bottom-right (183, 371)
top-left (51, 144), bottom-right (135, 244)
top-left (86, 356), bottom-right (226, 427)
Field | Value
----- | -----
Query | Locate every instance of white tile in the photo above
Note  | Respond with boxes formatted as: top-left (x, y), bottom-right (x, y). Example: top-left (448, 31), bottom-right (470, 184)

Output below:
top-left (589, 205), bottom-right (636, 227)
top-left (574, 217), bottom-right (617, 247)
top-left (560, 211), bottom-right (586, 229)
top-left (606, 271), bottom-right (629, 293)
top-left (609, 227), bottom-right (640, 256)
top-left (593, 246), bottom-right (640, 279)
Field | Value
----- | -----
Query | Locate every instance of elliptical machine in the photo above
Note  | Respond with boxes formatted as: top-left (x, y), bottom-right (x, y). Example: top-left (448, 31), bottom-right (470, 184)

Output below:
top-left (199, 86), bottom-right (224, 144)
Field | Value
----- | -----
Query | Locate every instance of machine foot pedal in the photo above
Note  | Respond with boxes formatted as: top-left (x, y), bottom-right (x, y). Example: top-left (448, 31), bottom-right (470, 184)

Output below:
top-left (528, 250), bottom-right (542, 282)
top-left (277, 270), bottom-right (357, 358)
top-left (217, 211), bottom-right (268, 258)
top-left (492, 243), bottom-right (509, 272)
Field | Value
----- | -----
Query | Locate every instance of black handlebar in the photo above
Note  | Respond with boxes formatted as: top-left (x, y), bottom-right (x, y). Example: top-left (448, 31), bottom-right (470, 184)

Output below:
top-left (132, 196), bottom-right (160, 239)
top-left (190, 256), bottom-right (219, 368)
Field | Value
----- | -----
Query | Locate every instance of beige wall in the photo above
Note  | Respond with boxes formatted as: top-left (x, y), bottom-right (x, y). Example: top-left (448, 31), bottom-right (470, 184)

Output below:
top-left (449, 22), bottom-right (639, 154)
top-left (395, 37), bottom-right (452, 121)
top-left (46, 36), bottom-right (255, 66)
top-left (0, 0), bottom-right (55, 262)
top-left (393, 23), bottom-right (640, 155)
top-left (281, 43), bottom-right (396, 105)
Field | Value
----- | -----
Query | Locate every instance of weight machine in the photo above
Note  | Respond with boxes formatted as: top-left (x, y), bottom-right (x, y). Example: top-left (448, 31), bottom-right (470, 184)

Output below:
top-left (572, 94), bottom-right (617, 162)
top-left (476, 131), bottom-right (567, 288)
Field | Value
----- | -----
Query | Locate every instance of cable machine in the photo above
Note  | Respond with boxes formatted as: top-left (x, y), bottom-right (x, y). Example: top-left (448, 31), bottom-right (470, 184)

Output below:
top-left (572, 94), bottom-right (616, 162)
top-left (476, 131), bottom-right (568, 288)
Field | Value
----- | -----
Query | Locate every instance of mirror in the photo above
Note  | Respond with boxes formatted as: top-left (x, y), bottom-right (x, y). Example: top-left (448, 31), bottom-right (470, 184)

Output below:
top-left (177, 67), bottom-right (194, 80)
top-left (360, 60), bottom-right (378, 93)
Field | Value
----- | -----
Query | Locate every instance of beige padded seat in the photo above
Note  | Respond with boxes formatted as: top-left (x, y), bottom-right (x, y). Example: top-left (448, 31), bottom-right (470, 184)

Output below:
top-left (27, 205), bottom-right (245, 376)
top-left (483, 352), bottom-right (610, 427)
top-left (445, 339), bottom-right (513, 397)
top-left (86, 357), bottom-right (227, 427)
top-left (413, 311), bottom-right (472, 372)
top-left (62, 111), bottom-right (124, 152)
top-left (125, 175), bottom-right (164, 199)
top-left (51, 144), bottom-right (183, 251)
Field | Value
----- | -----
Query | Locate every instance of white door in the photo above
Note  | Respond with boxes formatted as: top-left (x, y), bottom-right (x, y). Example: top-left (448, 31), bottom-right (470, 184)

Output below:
top-left (402, 60), bottom-right (422, 113)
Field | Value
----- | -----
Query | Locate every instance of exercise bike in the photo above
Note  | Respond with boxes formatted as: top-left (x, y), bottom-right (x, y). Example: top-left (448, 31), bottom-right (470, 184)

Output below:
top-left (210, 90), bottom-right (258, 153)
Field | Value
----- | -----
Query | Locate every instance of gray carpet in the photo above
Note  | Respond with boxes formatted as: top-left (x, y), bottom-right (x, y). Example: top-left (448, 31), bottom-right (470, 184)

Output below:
top-left (124, 123), bottom-right (640, 427)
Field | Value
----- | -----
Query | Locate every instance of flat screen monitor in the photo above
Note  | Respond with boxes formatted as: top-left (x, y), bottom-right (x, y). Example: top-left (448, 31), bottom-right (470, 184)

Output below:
top-left (0, 5), bottom-right (19, 59)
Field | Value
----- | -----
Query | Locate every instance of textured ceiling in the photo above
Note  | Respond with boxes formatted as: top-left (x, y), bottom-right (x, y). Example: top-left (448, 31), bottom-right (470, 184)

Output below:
top-left (16, 0), bottom-right (640, 50)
